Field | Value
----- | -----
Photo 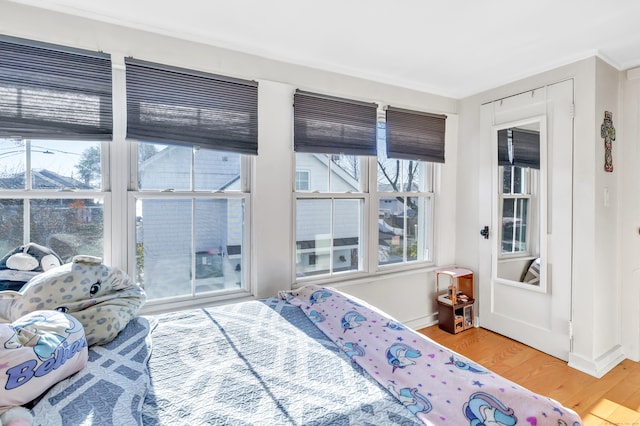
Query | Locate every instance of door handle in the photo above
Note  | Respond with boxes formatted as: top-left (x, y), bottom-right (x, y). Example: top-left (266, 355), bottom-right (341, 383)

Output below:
top-left (480, 226), bottom-right (490, 239)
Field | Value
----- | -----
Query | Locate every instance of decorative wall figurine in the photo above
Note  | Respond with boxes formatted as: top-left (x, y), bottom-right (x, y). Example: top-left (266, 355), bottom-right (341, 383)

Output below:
top-left (600, 111), bottom-right (615, 172)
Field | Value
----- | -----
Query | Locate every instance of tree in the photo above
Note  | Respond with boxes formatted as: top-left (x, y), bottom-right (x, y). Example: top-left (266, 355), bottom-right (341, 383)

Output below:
top-left (75, 146), bottom-right (101, 187)
top-left (377, 158), bottom-right (419, 210)
top-left (139, 143), bottom-right (159, 163)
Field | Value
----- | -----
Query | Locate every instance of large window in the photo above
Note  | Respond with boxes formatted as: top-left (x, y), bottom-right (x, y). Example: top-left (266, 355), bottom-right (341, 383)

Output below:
top-left (125, 59), bottom-right (257, 303)
top-left (294, 92), bottom-right (444, 281)
top-left (0, 139), bottom-right (105, 261)
top-left (0, 36), bottom-right (111, 262)
top-left (377, 123), bottom-right (434, 266)
top-left (133, 144), bottom-right (247, 300)
top-left (293, 91), bottom-right (375, 280)
top-left (295, 153), bottom-right (364, 277)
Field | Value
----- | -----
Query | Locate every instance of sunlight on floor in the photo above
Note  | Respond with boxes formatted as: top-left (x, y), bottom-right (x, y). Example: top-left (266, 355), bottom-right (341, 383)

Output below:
top-left (582, 398), bottom-right (640, 426)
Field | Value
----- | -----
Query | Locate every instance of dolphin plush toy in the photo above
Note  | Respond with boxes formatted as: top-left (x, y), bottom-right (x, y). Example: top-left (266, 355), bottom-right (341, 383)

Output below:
top-left (0, 256), bottom-right (145, 347)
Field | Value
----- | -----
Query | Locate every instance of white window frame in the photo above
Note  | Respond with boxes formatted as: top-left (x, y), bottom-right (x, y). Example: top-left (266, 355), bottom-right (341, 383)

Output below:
top-left (372, 161), bottom-right (436, 272)
top-left (293, 153), bottom-right (370, 284)
top-left (293, 151), bottom-right (437, 285)
top-left (498, 165), bottom-right (534, 258)
top-left (0, 138), bottom-right (111, 263)
top-left (128, 142), bottom-right (253, 311)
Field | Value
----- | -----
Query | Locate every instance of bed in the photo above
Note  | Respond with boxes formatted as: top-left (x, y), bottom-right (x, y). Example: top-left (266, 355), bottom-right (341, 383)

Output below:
top-left (29, 284), bottom-right (582, 426)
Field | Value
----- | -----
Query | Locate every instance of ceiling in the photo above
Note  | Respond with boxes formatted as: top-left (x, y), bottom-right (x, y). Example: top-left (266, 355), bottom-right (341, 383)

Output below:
top-left (8, 0), bottom-right (640, 99)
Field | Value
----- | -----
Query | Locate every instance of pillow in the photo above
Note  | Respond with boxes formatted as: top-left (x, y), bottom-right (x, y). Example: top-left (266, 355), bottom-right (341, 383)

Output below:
top-left (0, 310), bottom-right (88, 414)
top-left (0, 243), bottom-right (63, 292)
top-left (1, 255), bottom-right (146, 347)
top-left (521, 257), bottom-right (540, 284)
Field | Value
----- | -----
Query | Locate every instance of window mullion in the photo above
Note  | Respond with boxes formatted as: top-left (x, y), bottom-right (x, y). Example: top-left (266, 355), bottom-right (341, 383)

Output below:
top-left (191, 198), bottom-right (196, 296)
top-left (403, 195), bottom-right (408, 262)
top-left (512, 198), bottom-right (519, 252)
top-left (25, 140), bottom-right (32, 190)
top-left (330, 197), bottom-right (335, 274)
top-left (23, 199), bottom-right (30, 244)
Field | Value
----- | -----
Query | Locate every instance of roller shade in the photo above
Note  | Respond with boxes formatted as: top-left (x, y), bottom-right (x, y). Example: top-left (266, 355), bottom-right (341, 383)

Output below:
top-left (0, 35), bottom-right (113, 140)
top-left (498, 128), bottom-right (540, 169)
top-left (125, 58), bottom-right (258, 155)
top-left (294, 90), bottom-right (377, 156)
top-left (385, 107), bottom-right (446, 163)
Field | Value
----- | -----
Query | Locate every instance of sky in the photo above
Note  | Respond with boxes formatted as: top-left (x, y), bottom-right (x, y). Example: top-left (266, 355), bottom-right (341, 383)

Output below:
top-left (0, 139), bottom-right (94, 179)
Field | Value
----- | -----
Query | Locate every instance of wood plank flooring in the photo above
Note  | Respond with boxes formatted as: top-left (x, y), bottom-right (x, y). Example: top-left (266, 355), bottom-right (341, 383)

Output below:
top-left (418, 325), bottom-right (640, 426)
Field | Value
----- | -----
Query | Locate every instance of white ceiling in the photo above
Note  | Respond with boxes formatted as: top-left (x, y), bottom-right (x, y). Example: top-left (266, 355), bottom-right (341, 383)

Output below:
top-left (8, 0), bottom-right (640, 98)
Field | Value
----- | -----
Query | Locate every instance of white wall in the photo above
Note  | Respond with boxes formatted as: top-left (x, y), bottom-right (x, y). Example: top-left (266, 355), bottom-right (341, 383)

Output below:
top-left (592, 59), bottom-right (622, 364)
top-left (621, 68), bottom-right (640, 361)
top-left (0, 0), bottom-right (459, 328)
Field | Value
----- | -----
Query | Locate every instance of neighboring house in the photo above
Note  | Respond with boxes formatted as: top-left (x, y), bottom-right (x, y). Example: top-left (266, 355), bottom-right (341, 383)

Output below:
top-left (136, 146), bottom-right (242, 293)
top-left (294, 153), bottom-right (362, 275)
top-left (0, 169), bottom-right (94, 190)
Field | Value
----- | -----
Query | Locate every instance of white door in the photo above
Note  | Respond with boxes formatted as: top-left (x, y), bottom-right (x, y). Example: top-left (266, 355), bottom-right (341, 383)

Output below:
top-left (478, 80), bottom-right (574, 361)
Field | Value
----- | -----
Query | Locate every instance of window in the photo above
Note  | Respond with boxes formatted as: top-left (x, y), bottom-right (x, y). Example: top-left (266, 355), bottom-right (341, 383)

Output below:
top-left (0, 139), bottom-right (105, 261)
top-left (133, 144), bottom-right (247, 299)
top-left (497, 127), bottom-right (540, 256)
top-left (500, 165), bottom-right (534, 255)
top-left (295, 170), bottom-right (310, 191)
top-left (377, 121), bottom-right (434, 266)
top-left (294, 159), bottom-right (365, 277)
top-left (293, 91), bottom-right (375, 279)
top-left (125, 59), bottom-right (257, 302)
top-left (0, 36), bottom-right (111, 261)
top-left (294, 91), bottom-right (445, 281)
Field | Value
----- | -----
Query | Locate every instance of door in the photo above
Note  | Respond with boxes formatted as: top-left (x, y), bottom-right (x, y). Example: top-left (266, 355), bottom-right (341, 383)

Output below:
top-left (478, 80), bottom-right (574, 361)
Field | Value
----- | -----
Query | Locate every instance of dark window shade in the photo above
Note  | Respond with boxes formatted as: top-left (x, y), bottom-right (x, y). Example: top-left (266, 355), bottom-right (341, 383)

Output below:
top-left (385, 107), bottom-right (446, 163)
top-left (294, 90), bottom-right (377, 156)
top-left (498, 128), bottom-right (540, 169)
top-left (125, 58), bottom-right (258, 155)
top-left (0, 35), bottom-right (112, 140)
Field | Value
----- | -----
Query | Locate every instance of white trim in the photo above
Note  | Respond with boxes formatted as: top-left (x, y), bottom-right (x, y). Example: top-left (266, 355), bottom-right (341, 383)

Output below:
top-left (568, 345), bottom-right (625, 378)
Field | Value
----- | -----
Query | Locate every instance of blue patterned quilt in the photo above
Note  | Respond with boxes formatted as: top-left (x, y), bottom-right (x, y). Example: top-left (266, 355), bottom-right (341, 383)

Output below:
top-left (141, 298), bottom-right (421, 425)
top-left (31, 316), bottom-right (153, 426)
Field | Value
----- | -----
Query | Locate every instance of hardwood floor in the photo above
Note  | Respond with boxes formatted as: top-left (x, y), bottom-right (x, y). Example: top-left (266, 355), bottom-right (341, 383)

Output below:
top-left (418, 325), bottom-right (640, 426)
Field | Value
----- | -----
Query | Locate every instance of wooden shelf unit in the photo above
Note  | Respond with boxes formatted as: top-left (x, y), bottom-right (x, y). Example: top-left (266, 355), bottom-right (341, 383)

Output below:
top-left (435, 266), bottom-right (475, 334)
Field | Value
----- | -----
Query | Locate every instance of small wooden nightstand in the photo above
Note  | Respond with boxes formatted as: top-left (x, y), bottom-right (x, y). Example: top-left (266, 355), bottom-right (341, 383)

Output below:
top-left (435, 266), bottom-right (475, 334)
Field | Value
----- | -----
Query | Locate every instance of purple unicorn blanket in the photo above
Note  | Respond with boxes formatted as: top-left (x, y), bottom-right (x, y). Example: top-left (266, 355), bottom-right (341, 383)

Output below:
top-left (286, 285), bottom-right (582, 426)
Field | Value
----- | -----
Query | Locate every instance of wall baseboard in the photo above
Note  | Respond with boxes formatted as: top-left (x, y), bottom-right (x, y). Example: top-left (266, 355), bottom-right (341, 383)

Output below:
top-left (568, 344), bottom-right (626, 378)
